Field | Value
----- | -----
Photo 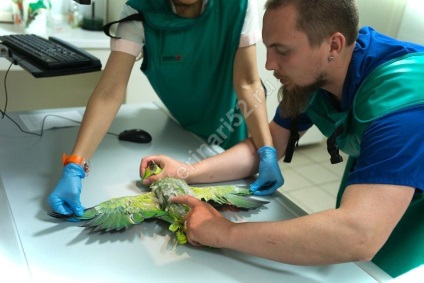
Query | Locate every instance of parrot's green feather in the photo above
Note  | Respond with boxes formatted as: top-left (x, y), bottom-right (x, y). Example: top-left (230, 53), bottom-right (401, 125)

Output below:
top-left (176, 230), bottom-right (187, 245)
top-left (157, 214), bottom-right (174, 224)
top-left (131, 212), bottom-right (145, 224)
top-left (78, 192), bottom-right (165, 232)
top-left (87, 213), bottom-right (109, 227)
top-left (50, 161), bottom-right (269, 245)
top-left (103, 213), bottom-right (120, 231)
top-left (191, 185), bottom-right (268, 209)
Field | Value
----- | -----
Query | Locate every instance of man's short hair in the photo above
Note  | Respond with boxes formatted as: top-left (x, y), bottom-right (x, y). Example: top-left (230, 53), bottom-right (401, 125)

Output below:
top-left (265, 0), bottom-right (359, 47)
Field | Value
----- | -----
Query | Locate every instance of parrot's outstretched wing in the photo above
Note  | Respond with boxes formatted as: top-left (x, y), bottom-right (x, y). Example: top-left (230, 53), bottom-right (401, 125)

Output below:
top-left (48, 162), bottom-right (269, 244)
top-left (79, 192), bottom-right (171, 232)
top-left (192, 185), bottom-right (269, 209)
top-left (48, 192), bottom-right (171, 232)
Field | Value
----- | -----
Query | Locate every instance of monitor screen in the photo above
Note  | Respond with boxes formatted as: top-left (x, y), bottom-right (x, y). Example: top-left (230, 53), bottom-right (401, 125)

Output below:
top-left (74, 0), bottom-right (91, 4)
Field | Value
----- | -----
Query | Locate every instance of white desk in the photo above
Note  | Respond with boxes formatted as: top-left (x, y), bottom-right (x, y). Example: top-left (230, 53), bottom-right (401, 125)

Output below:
top-left (0, 103), bottom-right (392, 282)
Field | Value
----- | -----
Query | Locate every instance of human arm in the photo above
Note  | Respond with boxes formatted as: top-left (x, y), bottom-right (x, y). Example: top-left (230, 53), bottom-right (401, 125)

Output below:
top-left (234, 45), bottom-right (286, 194)
top-left (140, 121), bottom-right (294, 185)
top-left (173, 183), bottom-right (414, 265)
top-left (140, 138), bottom-right (259, 185)
top-left (233, 45), bottom-right (271, 149)
top-left (233, 0), bottom-right (270, 149)
top-left (69, 51), bottom-right (135, 159)
top-left (48, 51), bottom-right (136, 215)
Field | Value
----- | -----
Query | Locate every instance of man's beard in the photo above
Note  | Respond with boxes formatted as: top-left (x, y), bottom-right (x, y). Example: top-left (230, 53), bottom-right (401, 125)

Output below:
top-left (278, 74), bottom-right (326, 118)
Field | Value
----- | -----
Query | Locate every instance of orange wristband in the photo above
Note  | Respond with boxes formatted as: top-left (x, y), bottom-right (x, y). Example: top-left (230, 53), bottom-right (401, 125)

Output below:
top-left (62, 153), bottom-right (90, 174)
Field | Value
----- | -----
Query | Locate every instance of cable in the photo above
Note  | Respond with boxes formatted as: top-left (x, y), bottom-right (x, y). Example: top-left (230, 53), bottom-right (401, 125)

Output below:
top-left (1, 108), bottom-right (120, 138)
top-left (0, 62), bottom-right (119, 138)
top-left (1, 60), bottom-right (12, 118)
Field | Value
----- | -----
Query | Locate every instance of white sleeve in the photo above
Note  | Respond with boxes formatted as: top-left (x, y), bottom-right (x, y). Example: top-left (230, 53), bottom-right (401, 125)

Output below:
top-left (110, 4), bottom-right (144, 57)
top-left (239, 0), bottom-right (262, 47)
top-left (110, 1), bottom-right (260, 55)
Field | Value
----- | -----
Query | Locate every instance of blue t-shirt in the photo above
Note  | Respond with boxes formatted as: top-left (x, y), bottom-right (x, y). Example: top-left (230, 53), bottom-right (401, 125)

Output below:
top-left (273, 26), bottom-right (424, 191)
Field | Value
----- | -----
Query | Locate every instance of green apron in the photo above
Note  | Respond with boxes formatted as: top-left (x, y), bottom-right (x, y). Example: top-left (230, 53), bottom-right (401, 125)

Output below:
top-left (126, 0), bottom-right (248, 149)
top-left (306, 53), bottom-right (424, 277)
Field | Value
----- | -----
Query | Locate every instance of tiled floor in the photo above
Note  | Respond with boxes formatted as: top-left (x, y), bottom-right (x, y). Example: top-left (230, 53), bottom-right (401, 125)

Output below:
top-left (277, 141), bottom-right (349, 214)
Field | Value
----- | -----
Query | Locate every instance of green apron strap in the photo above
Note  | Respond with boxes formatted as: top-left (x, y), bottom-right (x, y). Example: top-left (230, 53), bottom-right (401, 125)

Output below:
top-left (283, 117), bottom-right (299, 163)
top-left (103, 13), bottom-right (145, 39)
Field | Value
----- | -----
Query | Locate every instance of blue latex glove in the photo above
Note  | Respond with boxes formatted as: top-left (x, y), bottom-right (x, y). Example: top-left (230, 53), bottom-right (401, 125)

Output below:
top-left (48, 163), bottom-right (85, 217)
top-left (250, 146), bottom-right (284, 196)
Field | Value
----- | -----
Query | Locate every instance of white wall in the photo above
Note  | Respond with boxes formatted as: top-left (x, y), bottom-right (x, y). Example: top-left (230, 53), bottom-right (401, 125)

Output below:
top-left (356, 0), bottom-right (407, 38)
top-left (397, 0), bottom-right (424, 45)
top-left (107, 0), bottom-right (126, 21)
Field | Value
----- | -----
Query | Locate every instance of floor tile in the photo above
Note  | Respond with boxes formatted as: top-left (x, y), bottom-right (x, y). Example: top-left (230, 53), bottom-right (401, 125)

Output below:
top-left (293, 163), bottom-right (340, 186)
top-left (278, 141), bottom-right (347, 214)
top-left (318, 181), bottom-right (341, 199)
top-left (284, 186), bottom-right (337, 214)
top-left (279, 155), bottom-right (313, 170)
top-left (278, 168), bottom-right (314, 192)
top-left (320, 160), bottom-right (347, 177)
top-left (299, 148), bottom-right (330, 163)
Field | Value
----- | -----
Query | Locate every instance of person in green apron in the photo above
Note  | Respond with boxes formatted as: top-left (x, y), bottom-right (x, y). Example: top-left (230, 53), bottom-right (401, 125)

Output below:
top-left (142, 0), bottom-right (424, 278)
top-left (48, 1), bottom-right (284, 227)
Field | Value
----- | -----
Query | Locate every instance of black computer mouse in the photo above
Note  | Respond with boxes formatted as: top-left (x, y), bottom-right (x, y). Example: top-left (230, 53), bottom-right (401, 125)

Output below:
top-left (118, 129), bottom-right (152, 143)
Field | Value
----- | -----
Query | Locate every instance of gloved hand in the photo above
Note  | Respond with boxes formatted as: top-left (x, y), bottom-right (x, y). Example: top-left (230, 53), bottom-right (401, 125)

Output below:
top-left (48, 163), bottom-right (85, 217)
top-left (250, 146), bottom-right (284, 196)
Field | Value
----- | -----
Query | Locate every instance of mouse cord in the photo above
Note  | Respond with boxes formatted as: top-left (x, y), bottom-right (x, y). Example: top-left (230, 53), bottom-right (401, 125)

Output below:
top-left (1, 65), bottom-right (119, 138)
top-left (1, 60), bottom-right (12, 119)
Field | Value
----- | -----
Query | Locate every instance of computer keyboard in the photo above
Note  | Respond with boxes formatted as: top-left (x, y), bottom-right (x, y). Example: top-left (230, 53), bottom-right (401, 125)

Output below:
top-left (0, 34), bottom-right (92, 69)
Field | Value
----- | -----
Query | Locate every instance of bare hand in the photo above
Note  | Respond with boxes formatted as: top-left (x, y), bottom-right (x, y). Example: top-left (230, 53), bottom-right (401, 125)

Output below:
top-left (140, 155), bottom-right (191, 185)
top-left (171, 195), bottom-right (233, 248)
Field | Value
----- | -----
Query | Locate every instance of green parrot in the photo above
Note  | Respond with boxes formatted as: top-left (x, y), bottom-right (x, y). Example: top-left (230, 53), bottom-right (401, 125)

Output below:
top-left (48, 161), bottom-right (268, 244)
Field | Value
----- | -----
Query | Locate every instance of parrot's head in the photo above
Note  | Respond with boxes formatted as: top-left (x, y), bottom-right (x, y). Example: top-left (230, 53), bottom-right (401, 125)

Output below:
top-left (142, 161), bottom-right (162, 180)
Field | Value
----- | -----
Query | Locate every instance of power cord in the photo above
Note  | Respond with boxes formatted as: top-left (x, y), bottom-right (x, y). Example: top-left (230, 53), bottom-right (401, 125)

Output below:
top-left (1, 60), bottom-right (12, 118)
top-left (0, 59), bottom-right (119, 138)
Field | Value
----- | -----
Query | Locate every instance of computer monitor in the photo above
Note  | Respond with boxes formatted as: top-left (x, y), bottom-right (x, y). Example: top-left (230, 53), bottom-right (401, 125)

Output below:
top-left (74, 0), bottom-right (92, 4)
